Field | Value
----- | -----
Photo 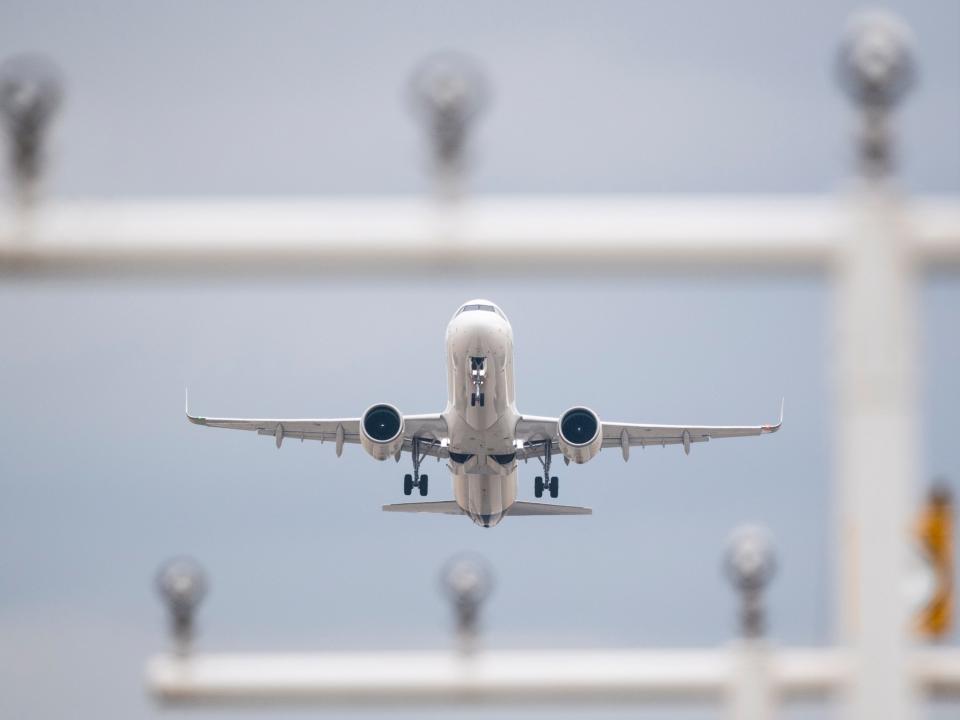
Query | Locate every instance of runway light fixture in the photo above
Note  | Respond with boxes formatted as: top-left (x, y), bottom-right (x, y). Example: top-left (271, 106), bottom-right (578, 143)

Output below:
top-left (724, 525), bottom-right (776, 638)
top-left (408, 51), bottom-right (488, 200)
top-left (439, 553), bottom-right (494, 653)
top-left (0, 53), bottom-right (63, 205)
top-left (837, 10), bottom-right (915, 176)
top-left (155, 556), bottom-right (209, 655)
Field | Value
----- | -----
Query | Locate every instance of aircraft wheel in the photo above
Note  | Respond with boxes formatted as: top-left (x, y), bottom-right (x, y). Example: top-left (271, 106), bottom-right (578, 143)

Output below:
top-left (534, 476), bottom-right (544, 498)
top-left (549, 476), bottom-right (559, 499)
top-left (418, 474), bottom-right (429, 497)
top-left (403, 474), bottom-right (413, 495)
top-left (478, 393), bottom-right (485, 407)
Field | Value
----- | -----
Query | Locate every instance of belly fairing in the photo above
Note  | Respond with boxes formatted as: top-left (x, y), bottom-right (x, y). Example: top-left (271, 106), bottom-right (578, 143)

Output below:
top-left (452, 464), bottom-right (517, 528)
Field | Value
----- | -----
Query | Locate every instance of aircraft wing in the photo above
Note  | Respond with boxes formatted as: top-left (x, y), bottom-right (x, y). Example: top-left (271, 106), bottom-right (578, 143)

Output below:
top-left (599, 414), bottom-right (781, 456)
top-left (515, 402), bottom-right (782, 460)
top-left (185, 393), bottom-right (446, 457)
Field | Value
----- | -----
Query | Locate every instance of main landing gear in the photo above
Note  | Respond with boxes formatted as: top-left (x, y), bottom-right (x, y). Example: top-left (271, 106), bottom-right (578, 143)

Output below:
top-left (404, 437), bottom-right (429, 497)
top-left (534, 476), bottom-right (558, 499)
top-left (470, 356), bottom-right (486, 407)
top-left (533, 441), bottom-right (559, 499)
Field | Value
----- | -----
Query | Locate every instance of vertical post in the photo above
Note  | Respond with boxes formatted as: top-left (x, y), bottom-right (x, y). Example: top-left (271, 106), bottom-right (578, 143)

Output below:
top-left (724, 526), bottom-right (777, 720)
top-left (835, 12), bottom-right (918, 720)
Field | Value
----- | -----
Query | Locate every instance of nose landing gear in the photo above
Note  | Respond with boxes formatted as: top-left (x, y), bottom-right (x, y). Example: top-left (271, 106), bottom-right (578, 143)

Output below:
top-left (404, 437), bottom-right (430, 497)
top-left (470, 356), bottom-right (486, 407)
top-left (532, 441), bottom-right (560, 499)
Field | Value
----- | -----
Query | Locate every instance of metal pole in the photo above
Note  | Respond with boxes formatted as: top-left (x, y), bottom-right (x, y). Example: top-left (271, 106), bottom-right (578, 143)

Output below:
top-left (835, 12), bottom-right (918, 719)
top-left (724, 526), bottom-right (777, 720)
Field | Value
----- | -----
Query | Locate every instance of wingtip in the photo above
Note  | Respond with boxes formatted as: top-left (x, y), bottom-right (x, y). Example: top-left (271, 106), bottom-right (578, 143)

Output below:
top-left (184, 388), bottom-right (206, 425)
top-left (763, 398), bottom-right (784, 433)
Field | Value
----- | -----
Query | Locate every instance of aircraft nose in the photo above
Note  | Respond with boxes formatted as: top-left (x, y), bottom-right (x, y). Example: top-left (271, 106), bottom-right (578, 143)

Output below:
top-left (454, 310), bottom-right (490, 331)
top-left (452, 309), bottom-right (509, 340)
top-left (450, 313), bottom-right (488, 348)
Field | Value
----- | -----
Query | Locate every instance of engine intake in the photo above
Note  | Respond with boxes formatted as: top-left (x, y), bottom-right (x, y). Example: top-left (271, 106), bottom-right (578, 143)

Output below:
top-left (557, 406), bottom-right (602, 463)
top-left (360, 404), bottom-right (404, 460)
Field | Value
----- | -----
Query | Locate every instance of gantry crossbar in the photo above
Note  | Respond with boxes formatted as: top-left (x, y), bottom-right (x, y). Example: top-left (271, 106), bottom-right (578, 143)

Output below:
top-left (0, 195), bottom-right (958, 273)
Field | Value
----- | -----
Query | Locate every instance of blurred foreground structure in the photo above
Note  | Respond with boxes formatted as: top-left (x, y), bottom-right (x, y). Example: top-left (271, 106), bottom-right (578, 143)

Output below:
top-left (1, 9), bottom-right (959, 720)
top-left (144, 533), bottom-right (960, 717)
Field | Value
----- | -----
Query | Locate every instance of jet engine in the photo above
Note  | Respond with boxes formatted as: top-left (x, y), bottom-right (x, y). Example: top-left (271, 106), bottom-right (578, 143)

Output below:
top-left (557, 406), bottom-right (603, 463)
top-left (360, 404), bottom-right (404, 460)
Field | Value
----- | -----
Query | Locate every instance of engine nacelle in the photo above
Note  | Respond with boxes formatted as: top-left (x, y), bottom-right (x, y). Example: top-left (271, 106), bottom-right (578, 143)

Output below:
top-left (557, 406), bottom-right (603, 464)
top-left (360, 404), bottom-right (404, 461)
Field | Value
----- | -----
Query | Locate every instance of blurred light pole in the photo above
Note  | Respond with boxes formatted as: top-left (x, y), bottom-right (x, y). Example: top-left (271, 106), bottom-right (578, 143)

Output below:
top-left (724, 525), bottom-right (776, 720)
top-left (408, 52), bottom-right (488, 203)
top-left (439, 553), bottom-right (493, 655)
top-left (155, 557), bottom-right (208, 656)
top-left (725, 525), bottom-right (776, 639)
top-left (837, 11), bottom-right (915, 177)
top-left (0, 53), bottom-right (62, 221)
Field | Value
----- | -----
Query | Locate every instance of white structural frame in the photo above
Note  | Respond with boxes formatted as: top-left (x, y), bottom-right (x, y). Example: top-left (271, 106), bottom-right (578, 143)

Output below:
top-left (1, 195), bottom-right (958, 272)
top-left (3, 192), bottom-right (959, 718)
top-left (145, 645), bottom-right (960, 707)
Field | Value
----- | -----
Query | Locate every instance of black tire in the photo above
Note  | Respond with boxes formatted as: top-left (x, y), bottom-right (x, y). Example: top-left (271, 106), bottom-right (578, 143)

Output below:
top-left (534, 476), bottom-right (544, 498)
top-left (479, 393), bottom-right (485, 407)
top-left (549, 476), bottom-right (559, 499)
top-left (403, 474), bottom-right (413, 495)
top-left (470, 392), bottom-right (476, 407)
top-left (419, 474), bottom-right (429, 497)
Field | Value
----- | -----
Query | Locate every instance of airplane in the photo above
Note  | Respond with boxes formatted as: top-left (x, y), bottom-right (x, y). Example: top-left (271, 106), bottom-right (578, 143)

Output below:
top-left (187, 299), bottom-right (782, 528)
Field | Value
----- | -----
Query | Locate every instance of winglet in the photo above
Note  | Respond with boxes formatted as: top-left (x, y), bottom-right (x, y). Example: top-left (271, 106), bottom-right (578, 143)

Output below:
top-left (763, 398), bottom-right (784, 433)
top-left (185, 388), bottom-right (206, 425)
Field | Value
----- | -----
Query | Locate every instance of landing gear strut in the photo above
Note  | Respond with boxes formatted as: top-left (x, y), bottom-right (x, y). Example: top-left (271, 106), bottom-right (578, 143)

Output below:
top-left (533, 441), bottom-right (559, 499)
top-left (470, 356), bottom-right (486, 407)
top-left (404, 437), bottom-right (429, 497)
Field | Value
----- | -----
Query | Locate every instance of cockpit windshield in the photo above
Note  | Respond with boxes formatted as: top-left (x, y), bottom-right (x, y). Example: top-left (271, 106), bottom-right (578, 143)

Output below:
top-left (457, 304), bottom-right (505, 319)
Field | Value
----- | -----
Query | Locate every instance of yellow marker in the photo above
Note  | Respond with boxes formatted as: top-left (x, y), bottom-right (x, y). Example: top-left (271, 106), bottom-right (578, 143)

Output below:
top-left (915, 485), bottom-right (954, 638)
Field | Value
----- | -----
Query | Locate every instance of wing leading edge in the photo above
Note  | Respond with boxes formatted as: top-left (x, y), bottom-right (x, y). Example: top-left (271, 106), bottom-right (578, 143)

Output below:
top-left (185, 391), bottom-right (446, 458)
top-left (516, 400), bottom-right (783, 461)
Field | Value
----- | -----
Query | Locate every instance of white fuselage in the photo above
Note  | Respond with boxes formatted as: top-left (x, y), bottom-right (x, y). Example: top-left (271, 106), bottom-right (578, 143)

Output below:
top-left (442, 302), bottom-right (519, 527)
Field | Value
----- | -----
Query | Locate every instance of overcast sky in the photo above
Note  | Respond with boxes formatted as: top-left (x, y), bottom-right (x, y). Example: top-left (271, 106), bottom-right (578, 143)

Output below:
top-left (0, 3), bottom-right (957, 720)
top-left (0, 0), bottom-right (957, 196)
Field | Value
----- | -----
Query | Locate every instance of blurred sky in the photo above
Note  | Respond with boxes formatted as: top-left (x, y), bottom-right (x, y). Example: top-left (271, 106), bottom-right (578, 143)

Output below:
top-left (0, 2), bottom-right (958, 720)
top-left (0, 0), bottom-right (957, 196)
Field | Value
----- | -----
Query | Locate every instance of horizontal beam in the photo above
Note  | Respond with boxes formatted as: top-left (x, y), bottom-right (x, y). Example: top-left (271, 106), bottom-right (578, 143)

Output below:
top-left (145, 646), bottom-right (960, 707)
top-left (146, 647), bottom-right (833, 706)
top-left (914, 647), bottom-right (960, 698)
top-left (2, 195), bottom-right (958, 274)
top-left (147, 646), bottom-right (960, 707)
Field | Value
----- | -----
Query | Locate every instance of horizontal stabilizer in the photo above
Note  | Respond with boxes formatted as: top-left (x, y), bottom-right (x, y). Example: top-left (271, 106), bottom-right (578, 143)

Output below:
top-left (508, 501), bottom-right (592, 516)
top-left (382, 501), bottom-right (463, 515)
